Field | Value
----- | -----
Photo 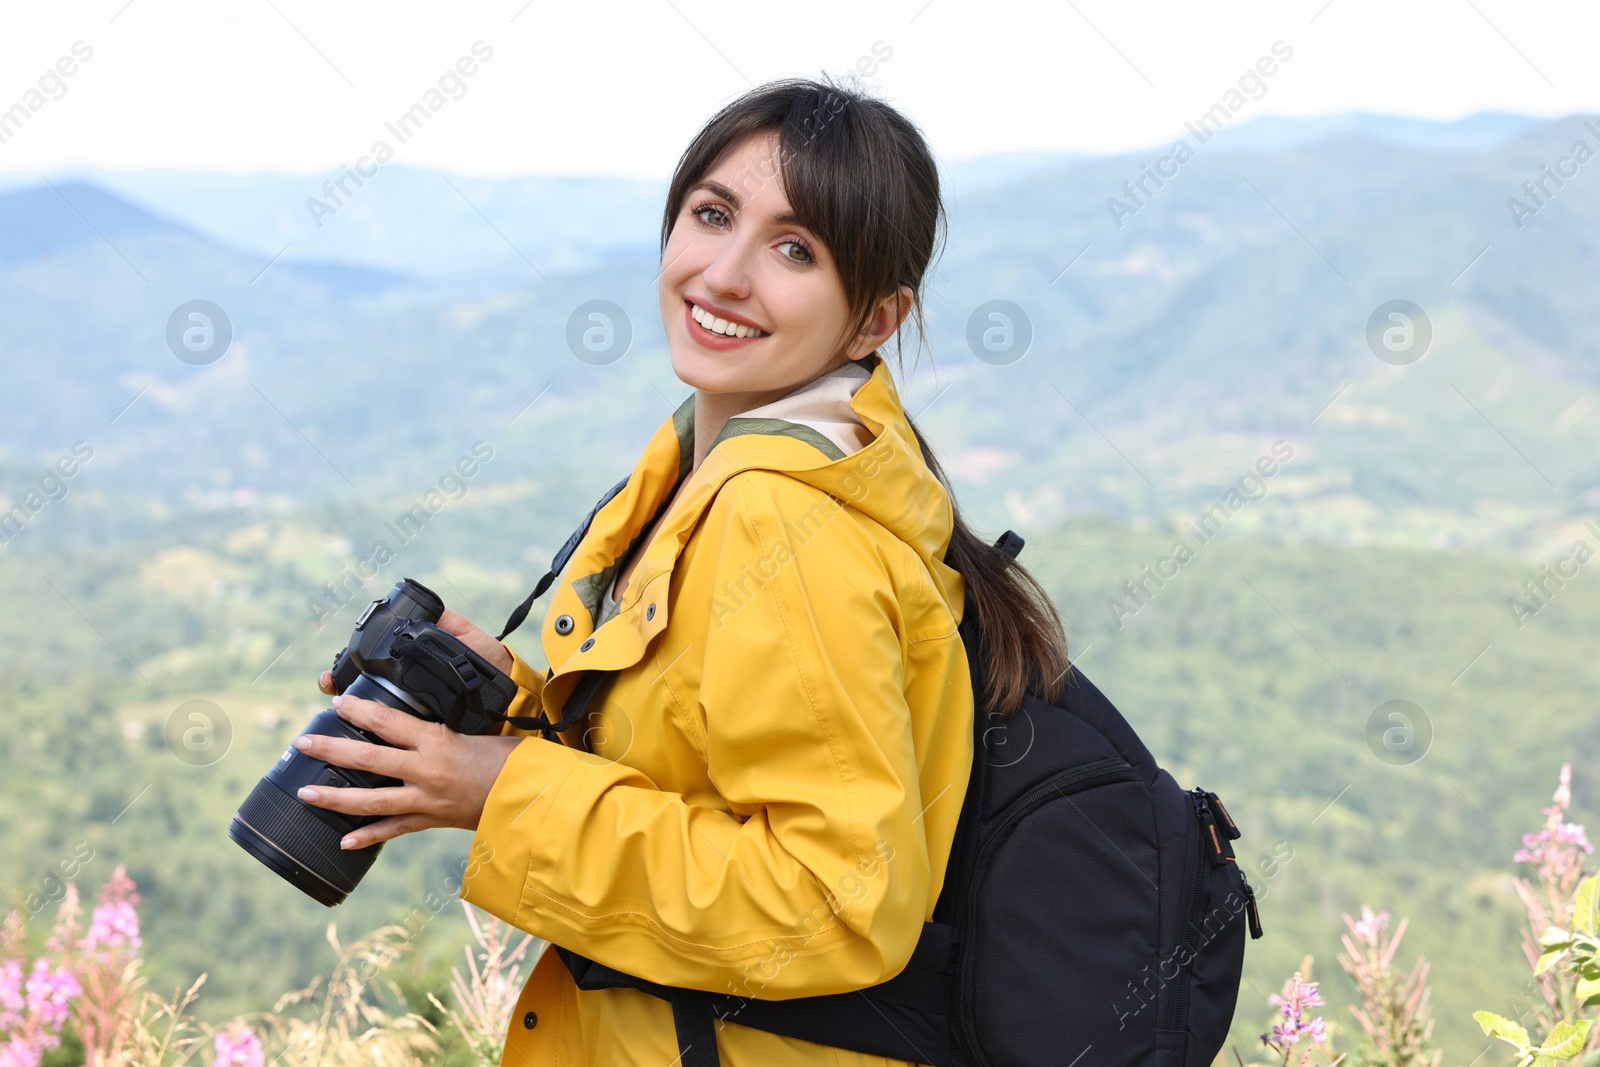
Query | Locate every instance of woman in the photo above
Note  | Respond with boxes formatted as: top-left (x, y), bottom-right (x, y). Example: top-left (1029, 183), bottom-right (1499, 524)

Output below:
top-left (295, 76), bottom-right (1069, 1066)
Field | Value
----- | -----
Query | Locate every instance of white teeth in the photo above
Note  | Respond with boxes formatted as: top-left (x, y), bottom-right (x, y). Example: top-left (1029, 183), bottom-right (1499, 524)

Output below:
top-left (690, 302), bottom-right (766, 338)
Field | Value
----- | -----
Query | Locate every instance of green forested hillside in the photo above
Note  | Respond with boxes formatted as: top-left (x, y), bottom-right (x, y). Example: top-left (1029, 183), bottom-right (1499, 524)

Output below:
top-left (1, 483), bottom-right (1593, 1061)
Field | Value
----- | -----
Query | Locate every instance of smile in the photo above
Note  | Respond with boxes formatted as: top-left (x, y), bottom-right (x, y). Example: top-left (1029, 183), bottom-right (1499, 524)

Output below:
top-left (687, 299), bottom-right (770, 339)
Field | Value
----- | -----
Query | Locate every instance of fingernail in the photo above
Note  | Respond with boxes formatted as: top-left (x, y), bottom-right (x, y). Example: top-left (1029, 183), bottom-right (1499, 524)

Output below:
top-left (331, 695), bottom-right (344, 707)
top-left (297, 787), bottom-right (320, 802)
top-left (340, 836), bottom-right (357, 850)
top-left (293, 736), bottom-right (311, 751)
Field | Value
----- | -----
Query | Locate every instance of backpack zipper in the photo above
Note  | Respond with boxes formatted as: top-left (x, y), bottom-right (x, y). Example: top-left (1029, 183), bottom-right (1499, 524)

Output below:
top-left (1203, 789), bottom-right (1240, 840)
top-left (1205, 786), bottom-right (1264, 940)
top-left (954, 756), bottom-right (1140, 1067)
top-left (1240, 869), bottom-right (1264, 939)
top-left (1167, 789), bottom-right (1214, 1032)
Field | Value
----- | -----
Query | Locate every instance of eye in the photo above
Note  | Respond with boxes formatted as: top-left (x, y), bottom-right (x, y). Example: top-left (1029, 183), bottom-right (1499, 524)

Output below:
top-left (690, 201), bottom-right (730, 229)
top-left (777, 238), bottom-right (815, 265)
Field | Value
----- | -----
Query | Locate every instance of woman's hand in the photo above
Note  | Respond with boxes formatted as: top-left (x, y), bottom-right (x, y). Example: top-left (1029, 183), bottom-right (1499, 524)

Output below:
top-left (317, 607), bottom-right (512, 696)
top-left (292, 692), bottom-right (523, 849)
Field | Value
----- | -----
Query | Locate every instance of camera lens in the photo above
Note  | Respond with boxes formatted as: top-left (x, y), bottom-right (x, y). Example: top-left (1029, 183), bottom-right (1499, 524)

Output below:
top-left (229, 765), bottom-right (381, 908)
top-left (231, 577), bottom-right (514, 907)
top-left (229, 675), bottom-right (410, 906)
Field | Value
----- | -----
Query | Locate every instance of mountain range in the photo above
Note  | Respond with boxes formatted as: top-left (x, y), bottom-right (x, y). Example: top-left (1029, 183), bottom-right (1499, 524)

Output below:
top-left (1, 108), bottom-right (1597, 564)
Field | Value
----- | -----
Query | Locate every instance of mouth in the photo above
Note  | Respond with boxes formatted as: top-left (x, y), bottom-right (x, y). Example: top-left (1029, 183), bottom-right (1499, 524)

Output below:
top-left (685, 299), bottom-right (770, 345)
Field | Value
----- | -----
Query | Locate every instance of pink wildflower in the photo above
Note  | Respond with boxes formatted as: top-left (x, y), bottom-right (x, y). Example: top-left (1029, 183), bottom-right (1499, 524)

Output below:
top-left (213, 1024), bottom-right (265, 1067)
top-left (23, 961), bottom-right (78, 1032)
top-left (1261, 971), bottom-right (1330, 1048)
top-left (0, 960), bottom-right (79, 1067)
top-left (0, 961), bottom-right (23, 1030)
top-left (1347, 905), bottom-right (1390, 947)
top-left (0, 1036), bottom-right (46, 1067)
top-left (83, 866), bottom-right (140, 957)
top-left (1513, 763), bottom-right (1592, 878)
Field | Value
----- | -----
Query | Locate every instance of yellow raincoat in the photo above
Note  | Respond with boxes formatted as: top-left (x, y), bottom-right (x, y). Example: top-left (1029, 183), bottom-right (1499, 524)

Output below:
top-left (461, 349), bottom-right (975, 1066)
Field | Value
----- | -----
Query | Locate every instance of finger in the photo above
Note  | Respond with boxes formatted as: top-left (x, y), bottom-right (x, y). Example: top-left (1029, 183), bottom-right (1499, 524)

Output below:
top-left (438, 609), bottom-right (509, 671)
top-left (436, 607), bottom-right (478, 638)
top-left (292, 732), bottom-right (413, 780)
top-left (295, 783), bottom-right (425, 821)
top-left (331, 694), bottom-right (426, 749)
top-left (318, 671), bottom-right (335, 695)
top-left (338, 813), bottom-right (440, 850)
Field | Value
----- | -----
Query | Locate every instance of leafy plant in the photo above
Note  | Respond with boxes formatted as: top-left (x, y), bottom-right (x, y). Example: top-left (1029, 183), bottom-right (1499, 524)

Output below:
top-left (1471, 1012), bottom-right (1591, 1067)
top-left (1473, 762), bottom-right (1598, 1067)
top-left (1532, 876), bottom-right (1600, 1010)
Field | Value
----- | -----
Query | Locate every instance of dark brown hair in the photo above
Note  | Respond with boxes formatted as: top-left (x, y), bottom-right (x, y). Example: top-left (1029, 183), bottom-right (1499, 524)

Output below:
top-left (660, 75), bottom-right (1068, 718)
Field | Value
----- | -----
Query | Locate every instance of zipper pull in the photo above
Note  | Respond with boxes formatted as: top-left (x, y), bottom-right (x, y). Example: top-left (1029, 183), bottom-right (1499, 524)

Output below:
top-left (1193, 792), bottom-right (1233, 866)
top-left (1203, 789), bottom-right (1241, 840)
top-left (1239, 871), bottom-right (1264, 939)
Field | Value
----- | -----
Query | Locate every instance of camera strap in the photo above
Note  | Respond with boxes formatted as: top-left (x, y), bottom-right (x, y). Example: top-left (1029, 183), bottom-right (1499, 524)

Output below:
top-left (487, 474), bottom-right (634, 746)
top-left (495, 667), bottom-right (613, 745)
top-left (395, 620), bottom-right (613, 745)
top-left (498, 474), bottom-right (633, 641)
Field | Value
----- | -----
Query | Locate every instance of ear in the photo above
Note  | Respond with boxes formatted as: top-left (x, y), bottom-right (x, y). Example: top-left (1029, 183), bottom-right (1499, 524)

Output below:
top-left (846, 285), bottom-right (915, 361)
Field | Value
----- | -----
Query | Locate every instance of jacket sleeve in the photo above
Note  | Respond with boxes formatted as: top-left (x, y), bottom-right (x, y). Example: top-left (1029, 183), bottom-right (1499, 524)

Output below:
top-left (461, 472), bottom-right (942, 999)
top-left (497, 641), bottom-right (547, 738)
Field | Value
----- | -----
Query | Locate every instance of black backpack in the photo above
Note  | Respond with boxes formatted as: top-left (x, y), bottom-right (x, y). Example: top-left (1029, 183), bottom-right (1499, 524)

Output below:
top-left (498, 477), bottom-right (1265, 1067)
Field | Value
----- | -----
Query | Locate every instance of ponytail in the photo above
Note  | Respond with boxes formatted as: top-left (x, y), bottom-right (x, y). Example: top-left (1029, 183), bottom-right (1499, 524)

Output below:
top-left (903, 413), bottom-right (1071, 719)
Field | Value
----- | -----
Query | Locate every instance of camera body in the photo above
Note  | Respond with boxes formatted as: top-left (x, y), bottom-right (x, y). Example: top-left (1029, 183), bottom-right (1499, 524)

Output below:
top-left (229, 578), bottom-right (518, 906)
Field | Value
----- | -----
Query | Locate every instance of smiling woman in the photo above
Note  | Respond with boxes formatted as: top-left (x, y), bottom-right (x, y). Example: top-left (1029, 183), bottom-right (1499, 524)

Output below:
top-left (299, 75), bottom-right (1070, 1067)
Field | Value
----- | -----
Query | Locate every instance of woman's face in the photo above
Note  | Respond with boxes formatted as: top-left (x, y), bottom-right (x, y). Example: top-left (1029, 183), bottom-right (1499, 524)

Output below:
top-left (657, 131), bottom-right (865, 401)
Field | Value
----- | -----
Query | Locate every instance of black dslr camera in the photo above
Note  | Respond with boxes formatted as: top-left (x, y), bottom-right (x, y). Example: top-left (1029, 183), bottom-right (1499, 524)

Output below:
top-left (229, 578), bottom-right (518, 906)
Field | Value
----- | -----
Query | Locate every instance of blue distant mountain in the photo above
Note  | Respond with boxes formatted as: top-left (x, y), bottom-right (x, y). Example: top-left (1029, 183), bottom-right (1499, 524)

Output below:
top-left (0, 180), bottom-right (201, 265)
top-left (0, 179), bottom-right (411, 290)
top-left (1, 111), bottom-right (1597, 554)
top-left (0, 168), bottom-right (669, 289)
top-left (0, 111), bottom-right (1549, 285)
top-left (1191, 110), bottom-right (1543, 154)
top-left (940, 112), bottom-right (1543, 191)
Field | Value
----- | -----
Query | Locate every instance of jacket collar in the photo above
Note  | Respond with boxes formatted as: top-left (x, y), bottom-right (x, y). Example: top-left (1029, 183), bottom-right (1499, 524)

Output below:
top-left (697, 354), bottom-right (874, 461)
top-left (539, 348), bottom-right (962, 684)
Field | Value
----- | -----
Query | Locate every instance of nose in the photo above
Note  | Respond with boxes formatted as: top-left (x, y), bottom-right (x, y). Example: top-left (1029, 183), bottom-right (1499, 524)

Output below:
top-left (700, 233), bottom-right (754, 302)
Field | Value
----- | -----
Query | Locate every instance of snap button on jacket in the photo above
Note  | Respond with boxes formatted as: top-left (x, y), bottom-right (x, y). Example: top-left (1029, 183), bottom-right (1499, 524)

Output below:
top-left (461, 351), bottom-right (975, 1067)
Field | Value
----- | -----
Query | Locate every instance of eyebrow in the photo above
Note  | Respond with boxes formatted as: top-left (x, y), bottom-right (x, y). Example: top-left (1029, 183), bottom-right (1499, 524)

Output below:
top-left (689, 179), bottom-right (805, 227)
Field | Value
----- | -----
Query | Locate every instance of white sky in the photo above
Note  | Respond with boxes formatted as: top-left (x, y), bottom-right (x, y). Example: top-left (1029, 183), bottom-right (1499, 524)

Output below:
top-left (0, 0), bottom-right (1592, 179)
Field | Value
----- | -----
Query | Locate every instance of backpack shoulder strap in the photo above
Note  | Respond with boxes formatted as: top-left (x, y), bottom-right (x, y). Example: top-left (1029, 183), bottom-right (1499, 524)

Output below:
top-left (497, 474), bottom-right (632, 641)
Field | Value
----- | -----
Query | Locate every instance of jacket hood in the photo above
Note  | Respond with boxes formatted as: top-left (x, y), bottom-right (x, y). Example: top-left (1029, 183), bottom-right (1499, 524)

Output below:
top-left (540, 349), bottom-right (964, 681)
